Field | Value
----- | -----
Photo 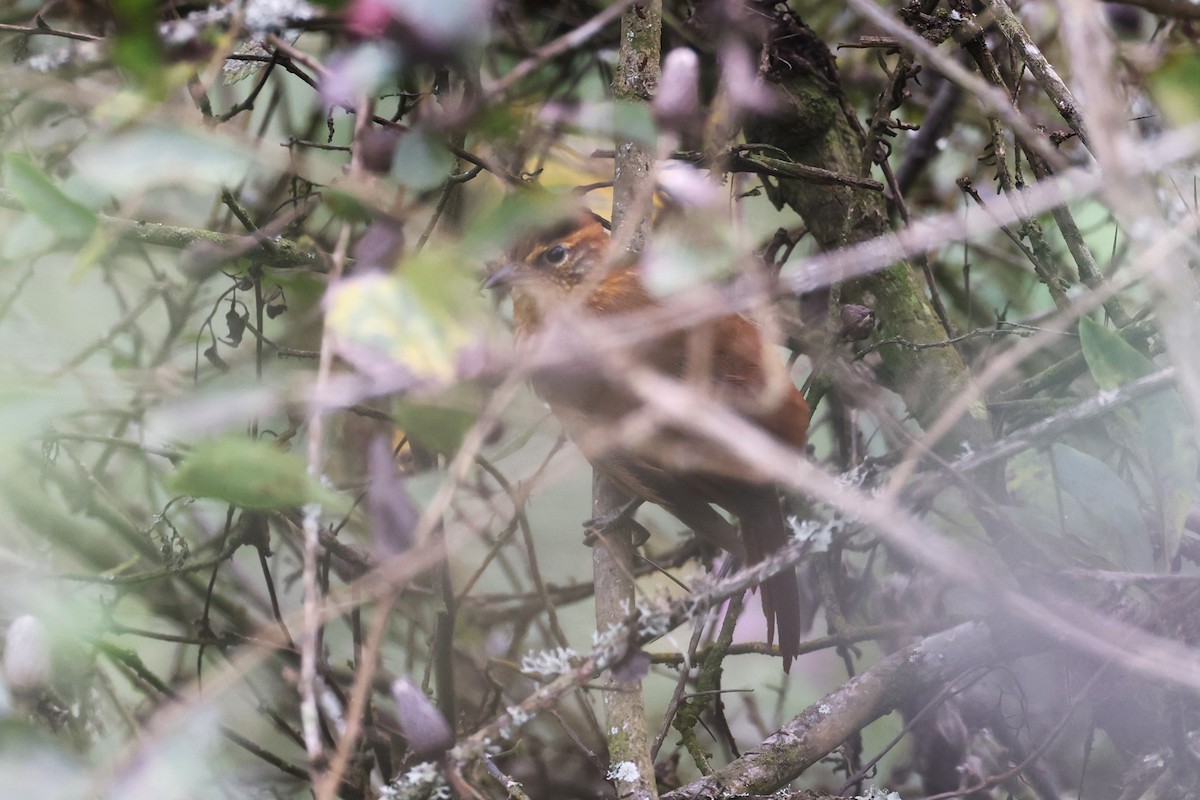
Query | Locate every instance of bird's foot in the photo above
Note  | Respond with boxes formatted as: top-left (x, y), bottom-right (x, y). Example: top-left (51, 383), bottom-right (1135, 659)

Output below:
top-left (582, 498), bottom-right (649, 547)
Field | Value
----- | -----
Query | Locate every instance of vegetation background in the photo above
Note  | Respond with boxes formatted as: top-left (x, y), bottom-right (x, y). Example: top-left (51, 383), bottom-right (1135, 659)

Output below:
top-left (2, 0), bottom-right (1200, 798)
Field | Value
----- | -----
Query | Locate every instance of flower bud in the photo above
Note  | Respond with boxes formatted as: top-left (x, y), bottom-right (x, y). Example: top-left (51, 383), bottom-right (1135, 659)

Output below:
top-left (4, 615), bottom-right (50, 695)
top-left (653, 48), bottom-right (702, 141)
top-left (840, 304), bottom-right (877, 340)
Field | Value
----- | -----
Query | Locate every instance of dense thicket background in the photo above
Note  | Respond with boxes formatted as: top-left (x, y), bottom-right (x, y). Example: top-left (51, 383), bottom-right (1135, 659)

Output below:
top-left (3, 0), bottom-right (1200, 798)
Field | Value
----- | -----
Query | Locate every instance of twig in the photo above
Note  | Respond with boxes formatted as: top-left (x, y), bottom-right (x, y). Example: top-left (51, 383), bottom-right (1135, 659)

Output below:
top-left (484, 0), bottom-right (637, 98)
top-left (921, 663), bottom-right (1110, 800)
top-left (51, 281), bottom-right (171, 378)
top-left (0, 21), bottom-right (101, 42)
top-left (842, 0), bottom-right (1067, 169)
top-left (781, 123), bottom-right (1200, 296)
top-left (299, 104), bottom-right (364, 772)
top-left (648, 624), bottom-right (909, 666)
top-left (663, 623), bottom-right (1007, 799)
top-left (981, 0), bottom-right (1089, 146)
top-left (857, 326), bottom-right (1030, 357)
top-left (452, 530), bottom-right (823, 765)
top-left (929, 365), bottom-right (1178, 491)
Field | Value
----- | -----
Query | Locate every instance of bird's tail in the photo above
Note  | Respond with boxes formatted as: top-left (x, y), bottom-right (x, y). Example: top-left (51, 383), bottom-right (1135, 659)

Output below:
top-left (737, 489), bottom-right (804, 673)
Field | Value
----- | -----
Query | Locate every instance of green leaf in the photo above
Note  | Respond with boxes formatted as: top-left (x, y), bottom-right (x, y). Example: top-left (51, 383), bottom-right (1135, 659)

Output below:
top-left (4, 155), bottom-right (97, 241)
top-left (0, 214), bottom-right (56, 259)
top-left (73, 127), bottom-right (258, 198)
top-left (1049, 444), bottom-right (1154, 572)
top-left (170, 437), bottom-right (331, 511)
top-left (393, 391), bottom-right (480, 456)
top-left (1078, 316), bottom-right (1154, 389)
top-left (642, 222), bottom-right (737, 297)
top-left (460, 191), bottom-right (581, 255)
top-left (1079, 316), bottom-right (1197, 563)
top-left (573, 101), bottom-right (658, 146)
top-left (391, 131), bottom-right (456, 192)
top-left (1147, 49), bottom-right (1200, 125)
top-left (111, 0), bottom-right (166, 96)
top-left (326, 249), bottom-right (490, 385)
top-left (323, 188), bottom-right (374, 224)
top-left (1007, 449), bottom-right (1127, 570)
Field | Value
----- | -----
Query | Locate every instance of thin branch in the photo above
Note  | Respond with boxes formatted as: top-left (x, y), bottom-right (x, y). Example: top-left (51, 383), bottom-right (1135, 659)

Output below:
top-left (663, 623), bottom-right (1008, 799)
top-left (0, 21), bottom-right (101, 41)
top-left (981, 0), bottom-right (1089, 146)
top-left (484, 0), bottom-right (637, 98)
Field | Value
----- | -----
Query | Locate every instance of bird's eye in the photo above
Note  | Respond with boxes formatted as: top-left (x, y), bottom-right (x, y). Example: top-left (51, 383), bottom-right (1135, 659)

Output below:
top-left (542, 245), bottom-right (569, 266)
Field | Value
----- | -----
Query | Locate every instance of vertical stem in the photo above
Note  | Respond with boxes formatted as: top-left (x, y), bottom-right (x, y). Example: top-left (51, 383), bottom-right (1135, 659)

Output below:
top-left (596, 4), bottom-right (661, 800)
top-left (592, 475), bottom-right (659, 800)
top-left (301, 94), bottom-right (371, 776)
top-left (610, 0), bottom-right (660, 253)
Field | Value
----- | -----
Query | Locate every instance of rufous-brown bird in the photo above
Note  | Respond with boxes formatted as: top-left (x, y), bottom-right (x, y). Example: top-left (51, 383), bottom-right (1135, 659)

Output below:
top-left (487, 215), bottom-right (811, 671)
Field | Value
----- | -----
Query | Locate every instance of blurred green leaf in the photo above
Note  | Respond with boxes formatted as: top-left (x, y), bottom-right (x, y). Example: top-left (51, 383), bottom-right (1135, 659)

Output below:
top-left (0, 383), bottom-right (83, 452)
top-left (324, 188), bottom-right (374, 224)
top-left (1006, 449), bottom-right (1127, 570)
top-left (461, 191), bottom-right (584, 255)
top-left (0, 720), bottom-right (87, 800)
top-left (326, 249), bottom-right (490, 384)
top-left (111, 0), bottom-right (167, 97)
top-left (73, 127), bottom-right (258, 198)
top-left (391, 130), bottom-right (456, 192)
top-left (1078, 316), bottom-right (1154, 389)
top-left (394, 392), bottom-right (479, 455)
top-left (1079, 316), bottom-right (1197, 563)
top-left (642, 222), bottom-right (737, 297)
top-left (474, 105), bottom-right (525, 143)
top-left (0, 214), bottom-right (55, 259)
top-left (4, 155), bottom-right (97, 242)
top-left (574, 101), bottom-right (657, 146)
top-left (109, 705), bottom-right (224, 800)
top-left (170, 437), bottom-right (338, 511)
top-left (1147, 49), bottom-right (1200, 125)
top-left (1049, 443), bottom-right (1154, 572)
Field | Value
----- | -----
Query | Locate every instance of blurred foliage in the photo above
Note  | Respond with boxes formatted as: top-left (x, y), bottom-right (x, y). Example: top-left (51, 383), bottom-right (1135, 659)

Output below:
top-left (0, 1), bottom-right (1198, 799)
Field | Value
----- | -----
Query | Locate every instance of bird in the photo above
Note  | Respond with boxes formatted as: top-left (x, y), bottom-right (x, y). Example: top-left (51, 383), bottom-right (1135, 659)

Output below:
top-left (486, 214), bottom-right (811, 671)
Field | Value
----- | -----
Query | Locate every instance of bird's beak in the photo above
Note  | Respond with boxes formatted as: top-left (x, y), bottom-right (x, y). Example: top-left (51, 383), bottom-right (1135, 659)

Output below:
top-left (482, 260), bottom-right (517, 290)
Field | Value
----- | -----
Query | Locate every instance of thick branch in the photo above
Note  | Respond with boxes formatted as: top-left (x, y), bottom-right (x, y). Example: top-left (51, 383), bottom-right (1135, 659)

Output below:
top-left (596, 2), bottom-right (663, 799)
top-left (743, 7), bottom-right (994, 459)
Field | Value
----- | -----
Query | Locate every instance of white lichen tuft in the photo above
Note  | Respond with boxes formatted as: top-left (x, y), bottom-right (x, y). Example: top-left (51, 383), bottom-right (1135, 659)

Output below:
top-left (379, 761), bottom-right (451, 800)
top-left (837, 464), bottom-right (871, 488)
top-left (854, 788), bottom-right (902, 800)
top-left (606, 760), bottom-right (640, 783)
top-left (787, 516), bottom-right (840, 552)
top-left (244, 0), bottom-right (316, 34)
top-left (27, 49), bottom-right (73, 72)
top-left (635, 592), bottom-right (675, 638)
top-left (520, 646), bottom-right (576, 677)
top-left (498, 705), bottom-right (533, 740)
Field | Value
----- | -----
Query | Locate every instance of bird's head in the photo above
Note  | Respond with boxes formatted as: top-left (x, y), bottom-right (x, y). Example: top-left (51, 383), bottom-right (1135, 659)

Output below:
top-left (484, 215), bottom-right (610, 299)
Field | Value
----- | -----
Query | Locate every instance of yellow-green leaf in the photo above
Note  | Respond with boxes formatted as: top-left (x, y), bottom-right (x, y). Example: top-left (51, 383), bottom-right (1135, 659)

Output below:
top-left (326, 250), bottom-right (489, 385)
